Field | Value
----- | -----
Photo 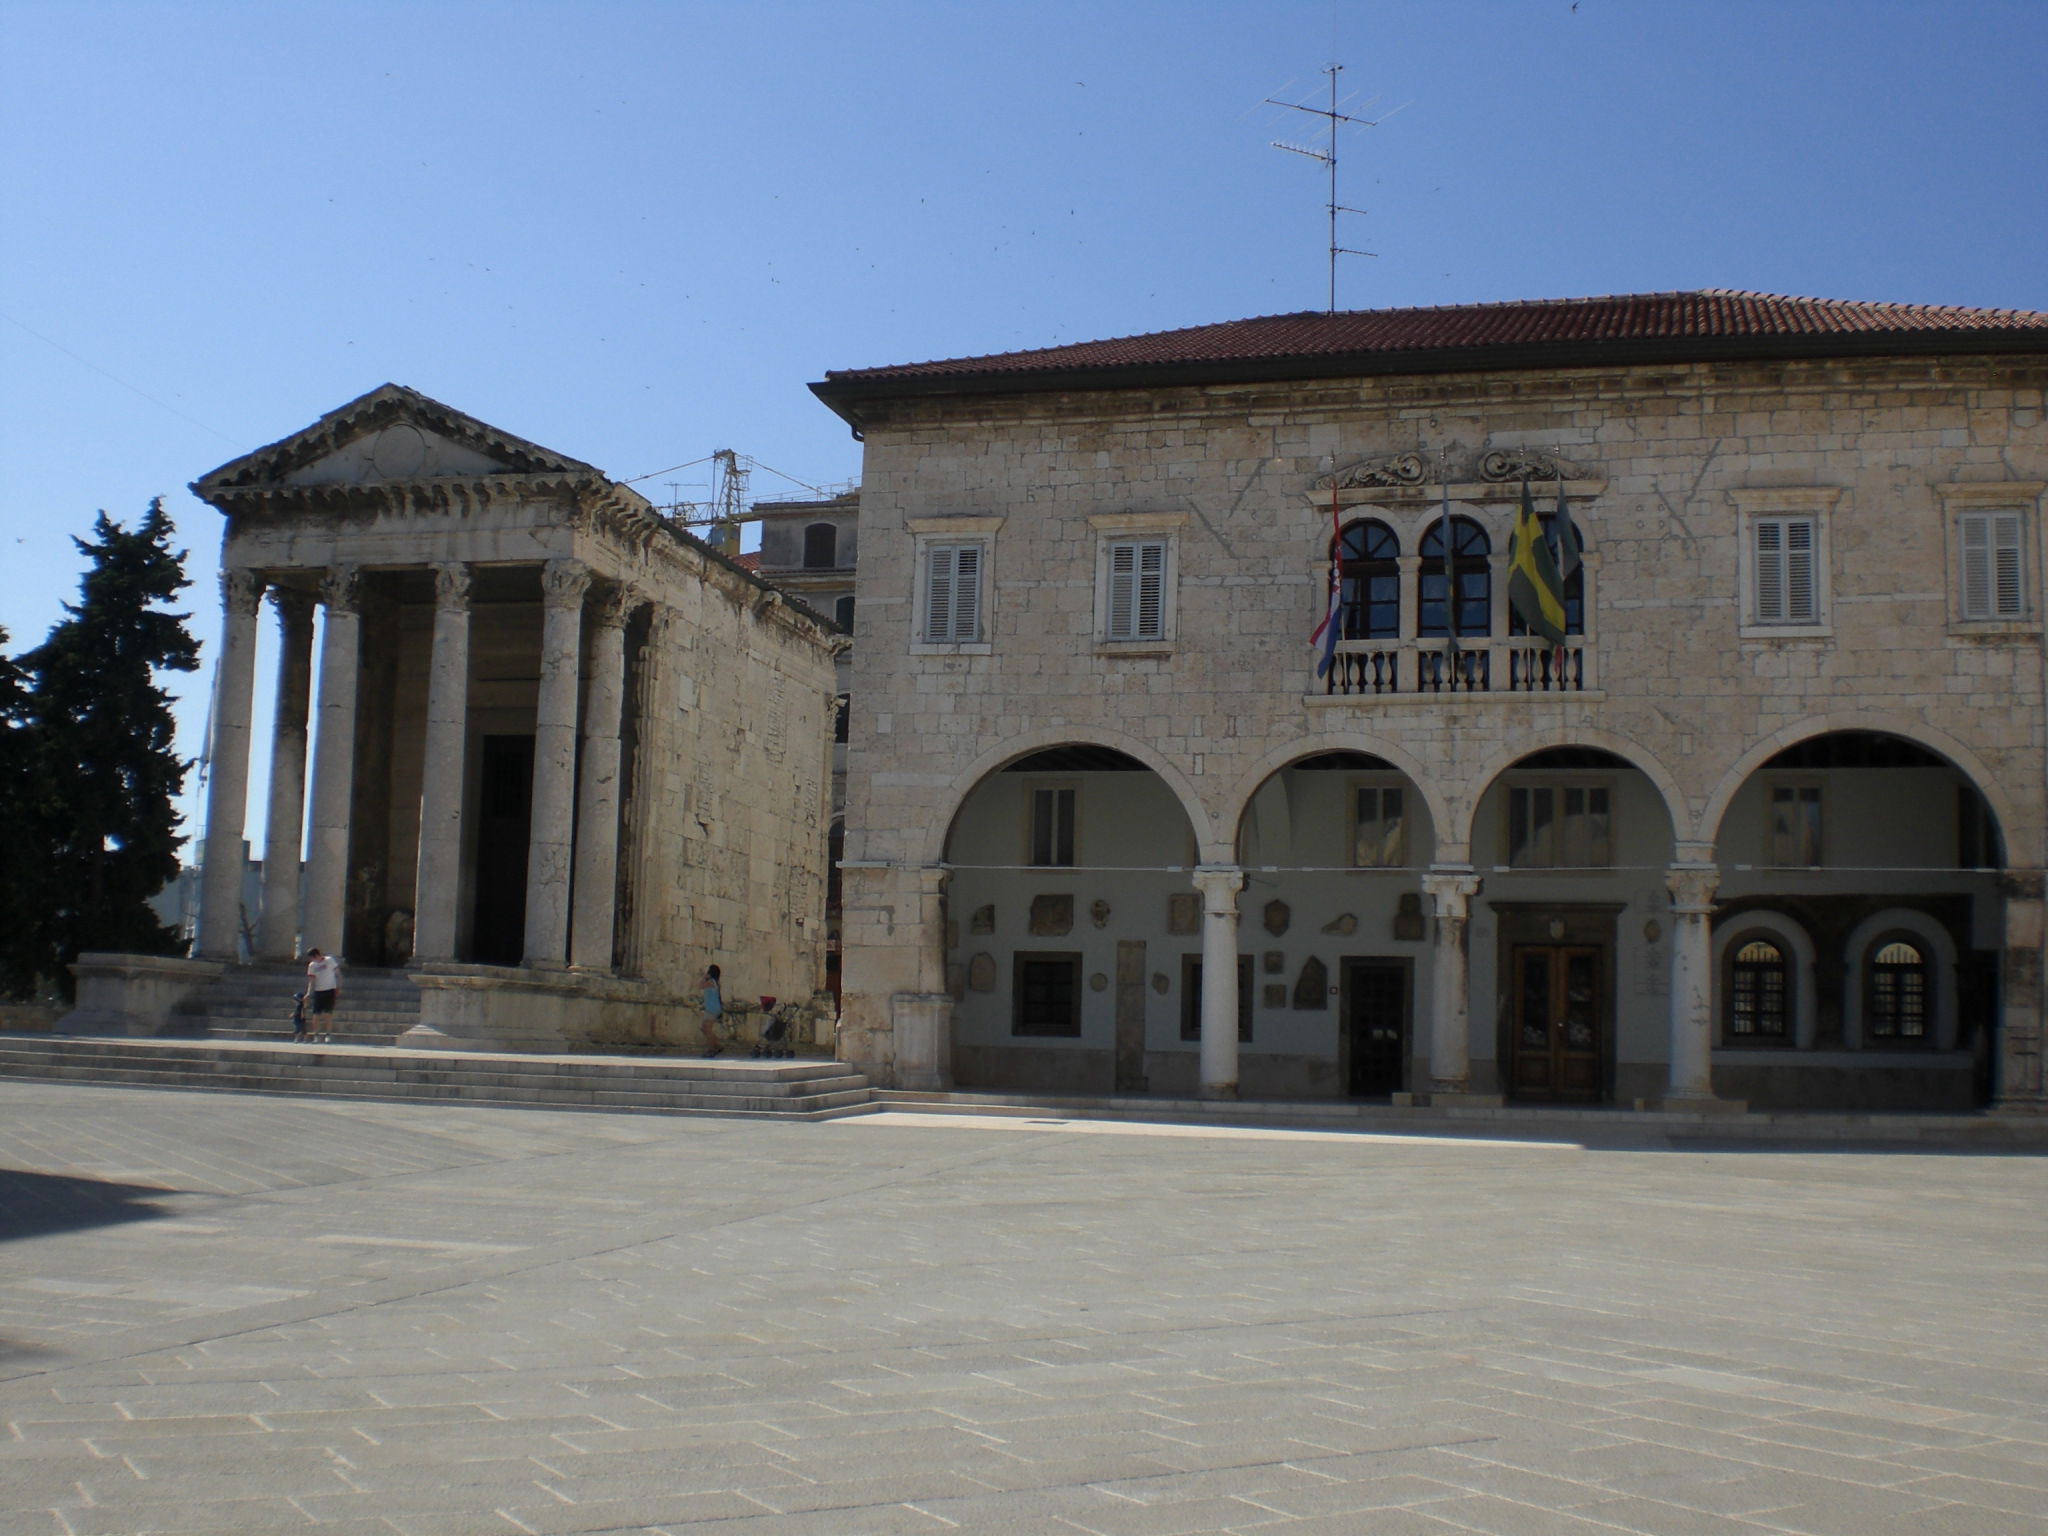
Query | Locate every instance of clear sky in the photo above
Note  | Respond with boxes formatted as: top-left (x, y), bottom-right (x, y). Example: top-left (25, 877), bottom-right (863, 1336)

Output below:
top-left (4, 0), bottom-right (2047, 847)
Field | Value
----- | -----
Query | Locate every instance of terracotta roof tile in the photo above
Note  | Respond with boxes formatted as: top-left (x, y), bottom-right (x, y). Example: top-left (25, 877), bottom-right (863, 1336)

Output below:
top-left (818, 291), bottom-right (2048, 390)
top-left (731, 550), bottom-right (761, 572)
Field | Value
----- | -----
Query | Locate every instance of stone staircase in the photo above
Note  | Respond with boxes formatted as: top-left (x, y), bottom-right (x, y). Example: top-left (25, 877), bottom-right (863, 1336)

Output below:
top-left (168, 963), bottom-right (423, 1043)
top-left (0, 1035), bottom-right (876, 1120)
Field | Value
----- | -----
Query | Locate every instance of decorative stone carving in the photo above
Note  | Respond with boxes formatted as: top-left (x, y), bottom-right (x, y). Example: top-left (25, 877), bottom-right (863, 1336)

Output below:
top-left (967, 952), bottom-right (997, 992)
top-left (1263, 984), bottom-right (1287, 1010)
top-left (221, 567), bottom-right (264, 617)
top-left (1167, 893), bottom-right (1201, 934)
top-left (1263, 900), bottom-right (1291, 936)
top-left (1478, 448), bottom-right (1590, 484)
top-left (1263, 950), bottom-right (1284, 974)
top-left (1029, 894), bottom-right (1073, 936)
top-left (1321, 912), bottom-right (1358, 935)
top-left (1317, 452), bottom-right (1426, 490)
top-left (541, 556), bottom-right (591, 609)
top-left (319, 563), bottom-right (361, 615)
top-left (970, 904), bottom-right (995, 934)
top-left (431, 560), bottom-right (471, 612)
top-left (1088, 972), bottom-right (1108, 993)
top-left (1393, 891), bottom-right (1426, 941)
top-left (1151, 972), bottom-right (1170, 995)
top-left (1293, 956), bottom-right (1329, 1010)
top-left (1090, 898), bottom-right (1111, 929)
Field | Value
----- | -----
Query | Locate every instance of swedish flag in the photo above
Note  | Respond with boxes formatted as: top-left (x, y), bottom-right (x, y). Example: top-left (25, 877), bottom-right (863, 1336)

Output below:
top-left (1508, 480), bottom-right (1567, 644)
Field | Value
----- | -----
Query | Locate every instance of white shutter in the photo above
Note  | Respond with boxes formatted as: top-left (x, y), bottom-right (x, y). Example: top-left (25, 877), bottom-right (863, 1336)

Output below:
top-left (1994, 513), bottom-right (2025, 618)
top-left (1136, 540), bottom-right (1166, 639)
top-left (1784, 518), bottom-right (1816, 622)
top-left (1106, 541), bottom-right (1137, 639)
top-left (1960, 512), bottom-right (2027, 619)
top-left (1754, 520), bottom-right (1785, 622)
top-left (1960, 513), bottom-right (1992, 618)
top-left (923, 544), bottom-right (954, 641)
top-left (951, 542), bottom-right (981, 641)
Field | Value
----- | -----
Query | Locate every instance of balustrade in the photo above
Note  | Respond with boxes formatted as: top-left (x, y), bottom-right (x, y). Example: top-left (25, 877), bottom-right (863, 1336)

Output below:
top-left (1322, 638), bottom-right (1589, 697)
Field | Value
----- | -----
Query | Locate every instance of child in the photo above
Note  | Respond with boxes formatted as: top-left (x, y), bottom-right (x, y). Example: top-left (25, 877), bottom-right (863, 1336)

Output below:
top-left (699, 964), bottom-right (725, 1057)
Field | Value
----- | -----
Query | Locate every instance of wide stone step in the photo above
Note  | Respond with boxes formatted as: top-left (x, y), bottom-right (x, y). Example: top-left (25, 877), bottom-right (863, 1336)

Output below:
top-left (0, 1036), bottom-right (876, 1121)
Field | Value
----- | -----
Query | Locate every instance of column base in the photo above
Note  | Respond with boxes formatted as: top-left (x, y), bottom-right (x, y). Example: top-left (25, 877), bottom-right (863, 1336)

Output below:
top-left (1199, 1082), bottom-right (1239, 1101)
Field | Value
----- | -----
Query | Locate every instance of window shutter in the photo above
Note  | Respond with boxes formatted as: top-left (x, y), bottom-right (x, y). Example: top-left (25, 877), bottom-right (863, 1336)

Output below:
top-left (1994, 513), bottom-right (2025, 618)
top-left (1107, 541), bottom-right (1137, 639)
top-left (1784, 518), bottom-right (1816, 621)
top-left (1960, 513), bottom-right (1992, 618)
top-left (923, 544), bottom-right (953, 641)
top-left (1754, 521), bottom-right (1784, 622)
top-left (952, 542), bottom-right (981, 641)
top-left (1136, 540), bottom-right (1166, 639)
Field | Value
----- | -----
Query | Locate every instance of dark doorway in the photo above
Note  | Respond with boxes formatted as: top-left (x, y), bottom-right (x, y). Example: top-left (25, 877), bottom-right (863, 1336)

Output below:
top-left (1343, 959), bottom-right (1410, 1097)
top-left (471, 734), bottom-right (533, 965)
top-left (1511, 944), bottom-right (1605, 1102)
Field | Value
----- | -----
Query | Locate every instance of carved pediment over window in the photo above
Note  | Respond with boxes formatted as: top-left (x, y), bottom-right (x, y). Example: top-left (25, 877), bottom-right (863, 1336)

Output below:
top-left (1478, 448), bottom-right (1593, 484)
top-left (1315, 453), bottom-right (1427, 491)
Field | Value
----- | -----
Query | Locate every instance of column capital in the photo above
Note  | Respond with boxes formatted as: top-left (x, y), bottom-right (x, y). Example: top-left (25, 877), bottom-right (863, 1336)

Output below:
top-left (320, 564), bottom-right (361, 616)
top-left (268, 584), bottom-right (315, 631)
top-left (1421, 867), bottom-right (1483, 916)
top-left (431, 561), bottom-right (472, 613)
top-left (541, 557), bottom-right (591, 610)
top-left (913, 864), bottom-right (950, 896)
top-left (1666, 863), bottom-right (1721, 915)
top-left (1191, 865), bottom-right (1245, 911)
top-left (221, 567), bottom-right (264, 616)
top-left (592, 583), bottom-right (638, 629)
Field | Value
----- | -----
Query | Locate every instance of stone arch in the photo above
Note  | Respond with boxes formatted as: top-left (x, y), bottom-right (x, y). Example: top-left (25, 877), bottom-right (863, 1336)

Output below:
top-left (1215, 734), bottom-right (1452, 868)
top-left (917, 725), bottom-right (1213, 868)
top-left (1457, 725), bottom-right (1690, 862)
top-left (1840, 907), bottom-right (1960, 1052)
top-left (1712, 908), bottom-right (1820, 1050)
top-left (1698, 713), bottom-right (2027, 864)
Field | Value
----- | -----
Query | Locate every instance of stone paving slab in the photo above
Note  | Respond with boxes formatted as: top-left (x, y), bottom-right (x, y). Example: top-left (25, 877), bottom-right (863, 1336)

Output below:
top-left (1, 1083), bottom-right (2046, 1535)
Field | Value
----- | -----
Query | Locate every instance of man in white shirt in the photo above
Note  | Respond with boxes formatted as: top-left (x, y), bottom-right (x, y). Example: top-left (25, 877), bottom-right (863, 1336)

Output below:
top-left (305, 949), bottom-right (341, 1042)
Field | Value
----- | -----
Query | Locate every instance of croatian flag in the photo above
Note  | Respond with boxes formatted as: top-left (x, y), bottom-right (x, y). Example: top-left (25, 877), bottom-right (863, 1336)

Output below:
top-left (1310, 481), bottom-right (1342, 678)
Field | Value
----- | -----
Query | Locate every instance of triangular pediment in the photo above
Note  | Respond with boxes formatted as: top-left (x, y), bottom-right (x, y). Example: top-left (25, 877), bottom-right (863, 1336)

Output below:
top-left (192, 384), bottom-right (601, 503)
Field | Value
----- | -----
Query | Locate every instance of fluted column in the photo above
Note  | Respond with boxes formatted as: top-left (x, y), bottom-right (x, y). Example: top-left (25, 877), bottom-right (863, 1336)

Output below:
top-left (412, 563), bottom-right (472, 963)
top-left (1192, 865), bottom-right (1245, 1099)
top-left (1665, 863), bottom-right (1721, 1103)
top-left (523, 558), bottom-right (589, 968)
top-left (197, 569), bottom-right (265, 959)
top-left (303, 566), bottom-right (362, 957)
top-left (569, 587), bottom-right (633, 971)
top-left (255, 588), bottom-right (315, 960)
top-left (1421, 867), bottom-right (1483, 1094)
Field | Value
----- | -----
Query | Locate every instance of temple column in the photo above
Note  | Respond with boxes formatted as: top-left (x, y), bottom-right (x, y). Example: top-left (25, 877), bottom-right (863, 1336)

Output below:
top-left (411, 563), bottom-right (471, 963)
top-left (1421, 867), bottom-right (1483, 1094)
top-left (302, 566), bottom-right (362, 957)
top-left (569, 587), bottom-right (633, 971)
top-left (1192, 865), bottom-right (1245, 1099)
top-left (1664, 862), bottom-right (1722, 1104)
top-left (254, 587), bottom-right (315, 960)
top-left (1996, 877), bottom-right (2045, 1109)
top-left (523, 558), bottom-right (589, 968)
top-left (196, 569), bottom-right (265, 959)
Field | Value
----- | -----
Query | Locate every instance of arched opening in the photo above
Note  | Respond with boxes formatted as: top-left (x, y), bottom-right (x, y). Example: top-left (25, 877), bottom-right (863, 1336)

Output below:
top-left (1709, 729), bottom-right (2003, 1110)
top-left (1229, 749), bottom-right (1437, 1101)
top-left (1418, 516), bottom-right (1491, 638)
top-left (941, 744), bottom-right (1200, 1095)
top-left (1470, 744), bottom-right (1680, 1105)
top-left (803, 522), bottom-right (838, 570)
top-left (1335, 519), bottom-right (1399, 640)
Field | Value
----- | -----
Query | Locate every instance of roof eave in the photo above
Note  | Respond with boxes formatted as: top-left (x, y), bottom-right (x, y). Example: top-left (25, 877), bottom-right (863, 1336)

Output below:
top-left (811, 328), bottom-right (2048, 422)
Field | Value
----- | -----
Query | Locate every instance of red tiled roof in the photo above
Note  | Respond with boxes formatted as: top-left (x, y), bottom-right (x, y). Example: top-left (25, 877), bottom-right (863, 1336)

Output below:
top-left (731, 550), bottom-right (761, 572)
top-left (816, 291), bottom-right (2048, 394)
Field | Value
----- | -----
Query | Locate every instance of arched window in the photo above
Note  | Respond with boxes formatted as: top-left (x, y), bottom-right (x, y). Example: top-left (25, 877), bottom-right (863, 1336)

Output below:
top-left (1507, 512), bottom-right (1585, 636)
top-left (1727, 937), bottom-right (1789, 1042)
top-left (1334, 519), bottom-right (1399, 639)
top-left (803, 522), bottom-right (838, 569)
top-left (1868, 939), bottom-right (1932, 1043)
top-left (1418, 516), bottom-right (1491, 637)
top-left (834, 594), bottom-right (855, 631)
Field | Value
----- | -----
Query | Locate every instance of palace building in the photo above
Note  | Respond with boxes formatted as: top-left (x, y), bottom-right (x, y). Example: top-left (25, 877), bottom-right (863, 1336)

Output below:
top-left (811, 291), bottom-right (2048, 1112)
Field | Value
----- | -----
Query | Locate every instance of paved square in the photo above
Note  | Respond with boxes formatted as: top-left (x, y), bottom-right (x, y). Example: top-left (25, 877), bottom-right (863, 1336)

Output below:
top-left (1, 1082), bottom-right (2045, 1536)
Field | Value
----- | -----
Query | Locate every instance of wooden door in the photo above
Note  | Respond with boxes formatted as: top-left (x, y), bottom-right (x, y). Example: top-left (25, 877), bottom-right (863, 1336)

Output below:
top-left (1510, 945), bottom-right (1604, 1102)
top-left (1345, 960), bottom-right (1409, 1097)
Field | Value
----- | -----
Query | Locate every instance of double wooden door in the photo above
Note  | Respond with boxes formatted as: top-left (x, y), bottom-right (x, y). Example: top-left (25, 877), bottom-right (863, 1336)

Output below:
top-left (1510, 945), bottom-right (1604, 1102)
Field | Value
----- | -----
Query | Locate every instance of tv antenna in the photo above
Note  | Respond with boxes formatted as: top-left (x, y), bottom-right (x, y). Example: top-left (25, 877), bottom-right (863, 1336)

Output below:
top-left (1267, 63), bottom-right (1380, 313)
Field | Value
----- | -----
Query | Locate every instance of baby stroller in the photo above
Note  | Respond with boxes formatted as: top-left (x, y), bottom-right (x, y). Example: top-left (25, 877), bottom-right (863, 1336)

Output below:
top-left (750, 996), bottom-right (796, 1059)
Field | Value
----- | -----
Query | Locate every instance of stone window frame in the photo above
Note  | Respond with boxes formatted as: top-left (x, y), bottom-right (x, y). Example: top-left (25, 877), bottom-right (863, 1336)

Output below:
top-left (1349, 775), bottom-right (1410, 869)
top-left (1024, 778), bottom-right (1079, 868)
top-left (1731, 487), bottom-right (1839, 639)
top-left (908, 515), bottom-right (1003, 655)
top-left (1938, 482), bottom-right (2044, 635)
top-left (1088, 510), bottom-right (1186, 656)
top-left (1841, 907), bottom-right (1958, 1051)
top-left (1712, 911), bottom-right (1817, 1050)
top-left (1503, 775), bottom-right (1615, 870)
top-left (1012, 950), bottom-right (1083, 1037)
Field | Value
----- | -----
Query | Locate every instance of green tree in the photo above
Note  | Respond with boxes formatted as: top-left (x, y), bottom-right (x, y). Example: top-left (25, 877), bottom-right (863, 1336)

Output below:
top-left (0, 625), bottom-right (36, 996)
top-left (12, 500), bottom-right (199, 996)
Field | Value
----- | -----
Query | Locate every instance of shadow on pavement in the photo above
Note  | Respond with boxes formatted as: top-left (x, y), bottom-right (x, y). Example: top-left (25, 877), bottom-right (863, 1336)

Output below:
top-left (0, 1167), bottom-right (175, 1242)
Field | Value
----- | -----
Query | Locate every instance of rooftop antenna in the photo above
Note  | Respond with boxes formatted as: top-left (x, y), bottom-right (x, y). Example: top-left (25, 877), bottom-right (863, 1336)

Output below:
top-left (1267, 63), bottom-right (1379, 313)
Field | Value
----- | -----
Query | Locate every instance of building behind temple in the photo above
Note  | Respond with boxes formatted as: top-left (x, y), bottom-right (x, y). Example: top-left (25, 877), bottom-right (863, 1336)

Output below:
top-left (813, 291), bottom-right (2048, 1114)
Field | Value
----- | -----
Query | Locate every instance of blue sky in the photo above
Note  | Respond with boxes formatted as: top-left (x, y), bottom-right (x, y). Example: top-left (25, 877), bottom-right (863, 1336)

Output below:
top-left (4, 0), bottom-right (2047, 842)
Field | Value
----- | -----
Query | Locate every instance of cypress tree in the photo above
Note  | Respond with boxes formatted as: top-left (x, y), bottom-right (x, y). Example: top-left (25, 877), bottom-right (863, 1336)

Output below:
top-left (15, 500), bottom-right (199, 995)
top-left (0, 627), bottom-right (36, 996)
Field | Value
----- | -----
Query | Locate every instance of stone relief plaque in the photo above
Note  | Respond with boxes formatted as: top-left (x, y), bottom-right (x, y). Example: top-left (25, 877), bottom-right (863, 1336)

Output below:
top-left (1393, 891), bottom-right (1426, 941)
top-left (970, 904), bottom-right (995, 934)
top-left (1090, 898), bottom-right (1112, 929)
top-left (1088, 972), bottom-right (1108, 993)
top-left (1151, 972), bottom-right (1171, 995)
top-left (1029, 894), bottom-right (1073, 936)
top-left (967, 952), bottom-right (997, 993)
top-left (1167, 893), bottom-right (1201, 934)
top-left (1293, 956), bottom-right (1329, 1010)
top-left (1263, 900), bottom-right (1291, 936)
top-left (1321, 912), bottom-right (1358, 935)
top-left (1262, 984), bottom-right (1287, 1010)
